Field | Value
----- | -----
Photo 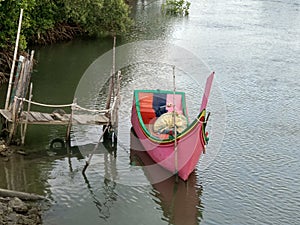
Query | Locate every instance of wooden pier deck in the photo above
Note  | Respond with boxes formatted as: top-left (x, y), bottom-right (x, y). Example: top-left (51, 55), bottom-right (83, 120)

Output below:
top-left (1, 28), bottom-right (121, 147)
top-left (0, 109), bottom-right (109, 125)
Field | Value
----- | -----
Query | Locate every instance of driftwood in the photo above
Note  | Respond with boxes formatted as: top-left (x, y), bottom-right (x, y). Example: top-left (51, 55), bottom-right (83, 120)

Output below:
top-left (0, 188), bottom-right (46, 201)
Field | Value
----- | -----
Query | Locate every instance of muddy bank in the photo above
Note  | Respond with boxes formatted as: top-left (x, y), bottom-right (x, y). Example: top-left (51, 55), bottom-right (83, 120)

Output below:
top-left (0, 139), bottom-right (27, 158)
top-left (0, 140), bottom-right (45, 224)
top-left (0, 140), bottom-right (12, 158)
top-left (0, 197), bottom-right (42, 225)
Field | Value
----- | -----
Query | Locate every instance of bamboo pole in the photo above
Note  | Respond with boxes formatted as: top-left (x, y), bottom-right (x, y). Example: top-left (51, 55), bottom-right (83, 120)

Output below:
top-left (105, 36), bottom-right (116, 111)
top-left (112, 35), bottom-right (116, 99)
top-left (82, 125), bottom-right (109, 174)
top-left (172, 65), bottom-right (178, 180)
top-left (8, 97), bottom-right (18, 144)
top-left (18, 57), bottom-right (30, 116)
top-left (9, 55), bottom-right (25, 109)
top-left (105, 71), bottom-right (113, 113)
top-left (66, 98), bottom-right (76, 144)
top-left (5, 9), bottom-right (24, 110)
top-left (111, 71), bottom-right (121, 128)
top-left (0, 188), bottom-right (46, 201)
top-left (29, 50), bottom-right (35, 70)
top-left (22, 50), bottom-right (35, 99)
top-left (13, 57), bottom-right (25, 113)
top-left (21, 82), bottom-right (33, 145)
top-left (7, 56), bottom-right (26, 144)
top-left (112, 36), bottom-right (116, 82)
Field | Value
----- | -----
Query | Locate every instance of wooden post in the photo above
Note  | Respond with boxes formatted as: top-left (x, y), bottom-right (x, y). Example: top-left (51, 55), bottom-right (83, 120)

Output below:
top-left (22, 50), bottom-right (35, 99)
top-left (21, 82), bottom-right (33, 145)
top-left (13, 57), bottom-right (25, 112)
top-left (105, 36), bottom-right (117, 112)
top-left (172, 65), bottom-right (178, 181)
top-left (104, 37), bottom-right (117, 140)
top-left (112, 35), bottom-right (116, 98)
top-left (18, 58), bottom-right (29, 116)
top-left (66, 98), bottom-right (76, 145)
top-left (7, 55), bottom-right (27, 145)
top-left (82, 125), bottom-right (109, 174)
top-left (108, 71), bottom-right (121, 145)
top-left (8, 96), bottom-right (18, 144)
top-left (111, 71), bottom-right (121, 128)
top-left (5, 9), bottom-right (23, 110)
top-left (9, 55), bottom-right (25, 109)
top-left (0, 188), bottom-right (46, 201)
top-left (29, 50), bottom-right (35, 70)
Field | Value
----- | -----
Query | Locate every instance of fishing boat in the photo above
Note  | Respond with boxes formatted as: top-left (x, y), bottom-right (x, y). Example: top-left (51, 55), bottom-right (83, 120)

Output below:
top-left (131, 71), bottom-right (214, 181)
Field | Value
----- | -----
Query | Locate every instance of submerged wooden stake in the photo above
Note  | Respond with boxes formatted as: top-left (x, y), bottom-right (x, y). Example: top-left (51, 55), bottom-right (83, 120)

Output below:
top-left (66, 98), bottom-right (76, 144)
top-left (82, 125), bottom-right (109, 174)
top-left (0, 188), bottom-right (46, 201)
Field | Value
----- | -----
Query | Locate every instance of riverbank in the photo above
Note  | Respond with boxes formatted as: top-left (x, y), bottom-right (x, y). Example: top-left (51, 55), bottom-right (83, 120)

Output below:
top-left (0, 140), bottom-right (42, 225)
top-left (0, 197), bottom-right (42, 224)
top-left (0, 139), bottom-right (24, 158)
top-left (0, 140), bottom-right (44, 224)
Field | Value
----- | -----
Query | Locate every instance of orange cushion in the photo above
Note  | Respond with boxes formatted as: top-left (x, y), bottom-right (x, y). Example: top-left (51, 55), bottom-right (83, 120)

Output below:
top-left (139, 92), bottom-right (155, 124)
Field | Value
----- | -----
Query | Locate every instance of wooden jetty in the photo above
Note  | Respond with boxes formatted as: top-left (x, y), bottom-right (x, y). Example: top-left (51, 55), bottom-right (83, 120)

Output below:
top-left (0, 19), bottom-right (120, 146)
top-left (0, 9), bottom-right (120, 175)
top-left (0, 109), bottom-right (110, 125)
top-left (0, 9), bottom-right (120, 146)
top-left (0, 51), bottom-right (120, 145)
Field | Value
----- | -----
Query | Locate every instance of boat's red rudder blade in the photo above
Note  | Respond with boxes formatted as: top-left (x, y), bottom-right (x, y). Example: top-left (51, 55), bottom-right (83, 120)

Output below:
top-left (200, 72), bottom-right (215, 112)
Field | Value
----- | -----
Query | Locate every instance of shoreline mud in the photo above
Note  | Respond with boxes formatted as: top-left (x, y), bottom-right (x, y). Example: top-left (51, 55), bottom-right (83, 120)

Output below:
top-left (0, 197), bottom-right (43, 225)
top-left (0, 140), bottom-right (45, 224)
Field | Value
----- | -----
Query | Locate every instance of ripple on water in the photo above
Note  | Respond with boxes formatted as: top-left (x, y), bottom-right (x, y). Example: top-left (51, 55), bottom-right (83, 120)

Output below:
top-left (47, 159), bottom-right (91, 208)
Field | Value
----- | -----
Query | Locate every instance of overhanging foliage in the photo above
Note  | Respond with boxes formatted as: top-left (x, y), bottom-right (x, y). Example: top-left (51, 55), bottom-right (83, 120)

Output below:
top-left (0, 0), bottom-right (133, 79)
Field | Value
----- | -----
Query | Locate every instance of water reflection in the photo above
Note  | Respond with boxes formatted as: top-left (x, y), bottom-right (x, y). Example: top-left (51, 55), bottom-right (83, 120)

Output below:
top-left (129, 128), bottom-right (203, 225)
top-left (0, 154), bottom-right (37, 193)
top-left (0, 143), bottom-right (81, 197)
top-left (82, 139), bottom-right (118, 221)
top-left (83, 174), bottom-right (118, 221)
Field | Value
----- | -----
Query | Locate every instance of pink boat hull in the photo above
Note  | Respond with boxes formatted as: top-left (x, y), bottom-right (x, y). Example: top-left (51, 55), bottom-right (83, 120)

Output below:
top-left (130, 72), bottom-right (214, 181)
top-left (131, 105), bottom-right (205, 181)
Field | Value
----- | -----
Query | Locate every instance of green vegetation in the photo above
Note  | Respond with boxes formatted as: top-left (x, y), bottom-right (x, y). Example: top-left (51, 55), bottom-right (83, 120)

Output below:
top-left (0, 0), bottom-right (133, 83)
top-left (162, 0), bottom-right (191, 16)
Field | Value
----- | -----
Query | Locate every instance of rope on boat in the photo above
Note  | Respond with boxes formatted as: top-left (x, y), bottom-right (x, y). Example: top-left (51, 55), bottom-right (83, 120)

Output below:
top-left (14, 96), bottom-right (111, 113)
top-left (195, 117), bottom-right (205, 124)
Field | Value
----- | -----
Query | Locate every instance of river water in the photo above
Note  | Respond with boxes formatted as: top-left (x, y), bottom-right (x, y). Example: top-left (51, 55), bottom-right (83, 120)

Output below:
top-left (0, 0), bottom-right (299, 224)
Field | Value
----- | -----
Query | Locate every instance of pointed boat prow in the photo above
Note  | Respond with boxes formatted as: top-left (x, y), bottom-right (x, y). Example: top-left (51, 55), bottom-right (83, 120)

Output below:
top-left (200, 72), bottom-right (215, 112)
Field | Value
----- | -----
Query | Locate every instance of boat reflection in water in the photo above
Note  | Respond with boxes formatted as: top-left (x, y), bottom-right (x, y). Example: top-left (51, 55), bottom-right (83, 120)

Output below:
top-left (130, 128), bottom-right (204, 225)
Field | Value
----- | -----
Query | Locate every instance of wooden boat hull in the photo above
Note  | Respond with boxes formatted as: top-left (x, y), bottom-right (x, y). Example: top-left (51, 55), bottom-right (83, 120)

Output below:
top-left (131, 72), bottom-right (214, 181)
top-left (131, 103), bottom-right (205, 181)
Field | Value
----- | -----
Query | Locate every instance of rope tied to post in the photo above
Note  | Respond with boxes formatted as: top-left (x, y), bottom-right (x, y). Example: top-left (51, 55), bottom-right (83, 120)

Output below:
top-left (14, 96), bottom-right (111, 113)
